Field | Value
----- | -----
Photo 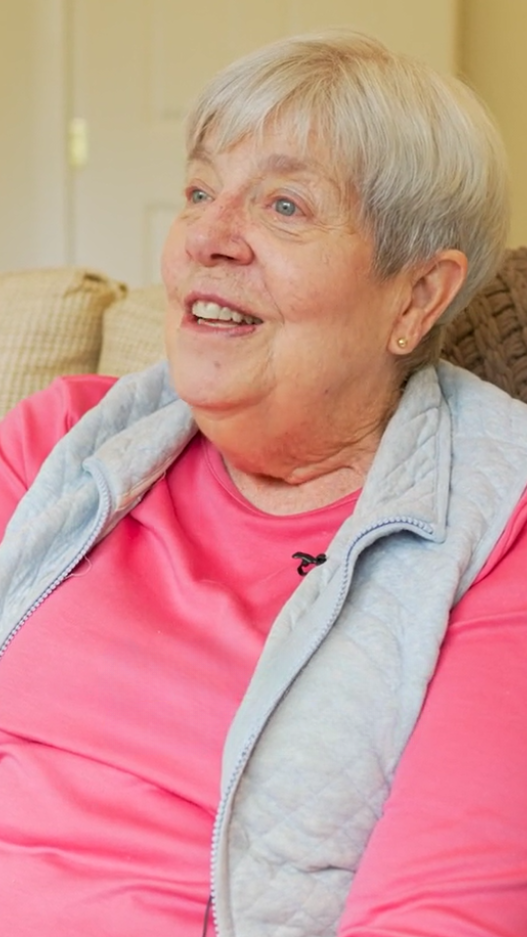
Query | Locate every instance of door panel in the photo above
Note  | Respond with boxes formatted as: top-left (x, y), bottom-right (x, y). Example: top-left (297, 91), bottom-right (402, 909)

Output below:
top-left (70, 0), bottom-right (290, 285)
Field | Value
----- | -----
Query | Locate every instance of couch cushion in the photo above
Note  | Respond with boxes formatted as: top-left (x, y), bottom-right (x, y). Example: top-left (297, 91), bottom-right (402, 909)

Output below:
top-left (0, 267), bottom-right (125, 417)
top-left (97, 284), bottom-right (167, 376)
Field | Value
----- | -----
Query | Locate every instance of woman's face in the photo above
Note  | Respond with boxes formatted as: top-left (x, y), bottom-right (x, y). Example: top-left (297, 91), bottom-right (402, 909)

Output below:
top-left (162, 125), bottom-right (409, 434)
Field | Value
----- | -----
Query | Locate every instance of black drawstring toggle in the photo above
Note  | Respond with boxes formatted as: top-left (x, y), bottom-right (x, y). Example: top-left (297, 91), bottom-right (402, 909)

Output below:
top-left (292, 551), bottom-right (327, 576)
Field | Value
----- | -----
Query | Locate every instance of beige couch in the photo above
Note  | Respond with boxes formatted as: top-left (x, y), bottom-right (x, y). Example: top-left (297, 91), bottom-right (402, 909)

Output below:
top-left (1, 250), bottom-right (527, 419)
top-left (0, 267), bottom-right (167, 418)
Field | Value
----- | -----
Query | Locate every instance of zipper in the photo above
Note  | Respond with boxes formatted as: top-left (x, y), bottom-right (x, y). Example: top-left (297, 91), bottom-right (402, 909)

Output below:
top-left (209, 512), bottom-right (434, 935)
top-left (0, 462), bottom-right (113, 660)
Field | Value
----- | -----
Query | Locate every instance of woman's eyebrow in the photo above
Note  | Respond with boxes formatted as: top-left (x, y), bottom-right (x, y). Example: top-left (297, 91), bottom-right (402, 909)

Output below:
top-left (185, 147), bottom-right (339, 195)
top-left (261, 154), bottom-right (342, 198)
top-left (259, 153), bottom-right (315, 175)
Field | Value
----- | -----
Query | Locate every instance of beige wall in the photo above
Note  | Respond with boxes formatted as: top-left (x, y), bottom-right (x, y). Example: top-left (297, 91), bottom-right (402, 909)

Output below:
top-left (460, 0), bottom-right (527, 247)
top-left (0, 0), bottom-right (67, 270)
top-left (286, 0), bottom-right (458, 71)
top-left (0, 0), bottom-right (38, 268)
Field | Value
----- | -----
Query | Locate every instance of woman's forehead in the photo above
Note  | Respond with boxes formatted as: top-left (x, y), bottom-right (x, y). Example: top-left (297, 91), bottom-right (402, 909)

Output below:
top-left (188, 119), bottom-right (349, 188)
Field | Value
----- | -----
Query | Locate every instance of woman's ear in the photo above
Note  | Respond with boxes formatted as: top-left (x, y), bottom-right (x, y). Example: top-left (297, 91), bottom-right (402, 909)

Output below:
top-left (389, 249), bottom-right (468, 355)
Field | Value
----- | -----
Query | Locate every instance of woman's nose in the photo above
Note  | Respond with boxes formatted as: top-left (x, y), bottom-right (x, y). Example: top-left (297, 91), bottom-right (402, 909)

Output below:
top-left (184, 198), bottom-right (254, 266)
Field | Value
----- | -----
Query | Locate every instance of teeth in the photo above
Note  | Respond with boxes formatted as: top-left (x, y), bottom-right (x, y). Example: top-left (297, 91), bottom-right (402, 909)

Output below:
top-left (191, 300), bottom-right (260, 325)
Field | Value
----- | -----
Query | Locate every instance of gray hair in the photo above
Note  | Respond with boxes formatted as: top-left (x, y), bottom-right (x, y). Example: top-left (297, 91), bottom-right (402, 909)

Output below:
top-left (186, 31), bottom-right (509, 328)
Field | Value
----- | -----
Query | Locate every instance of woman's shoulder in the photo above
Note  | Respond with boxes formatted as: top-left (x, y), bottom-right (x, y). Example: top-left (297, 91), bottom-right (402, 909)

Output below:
top-left (473, 480), bottom-right (527, 585)
top-left (0, 375), bottom-right (118, 506)
top-left (436, 361), bottom-right (527, 478)
top-left (437, 360), bottom-right (527, 427)
top-left (33, 374), bottom-right (118, 428)
top-left (3, 373), bottom-right (118, 445)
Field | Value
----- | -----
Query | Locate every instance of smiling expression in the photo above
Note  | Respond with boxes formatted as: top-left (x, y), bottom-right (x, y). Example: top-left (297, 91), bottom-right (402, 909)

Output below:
top-left (161, 125), bottom-right (411, 455)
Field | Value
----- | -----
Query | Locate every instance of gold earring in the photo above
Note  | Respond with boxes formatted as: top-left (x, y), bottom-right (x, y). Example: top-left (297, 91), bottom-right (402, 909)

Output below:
top-left (396, 337), bottom-right (408, 348)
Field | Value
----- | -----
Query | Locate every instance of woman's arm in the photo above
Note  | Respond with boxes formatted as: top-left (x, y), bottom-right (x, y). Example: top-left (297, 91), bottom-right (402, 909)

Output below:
top-left (338, 492), bottom-right (527, 936)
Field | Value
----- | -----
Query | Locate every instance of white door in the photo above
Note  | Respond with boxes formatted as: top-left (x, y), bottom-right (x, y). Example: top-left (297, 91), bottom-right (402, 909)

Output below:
top-left (69, 0), bottom-right (456, 286)
top-left (69, 0), bottom-right (293, 285)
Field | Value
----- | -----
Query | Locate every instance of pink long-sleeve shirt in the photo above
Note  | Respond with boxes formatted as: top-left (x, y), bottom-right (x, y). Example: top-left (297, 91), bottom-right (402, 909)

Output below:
top-left (0, 375), bottom-right (526, 936)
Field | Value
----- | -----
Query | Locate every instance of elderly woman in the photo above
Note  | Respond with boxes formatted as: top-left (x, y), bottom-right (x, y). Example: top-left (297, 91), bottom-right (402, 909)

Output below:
top-left (0, 29), bottom-right (526, 937)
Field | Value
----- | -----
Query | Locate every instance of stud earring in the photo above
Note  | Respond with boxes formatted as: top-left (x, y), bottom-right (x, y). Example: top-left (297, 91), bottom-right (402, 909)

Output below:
top-left (396, 337), bottom-right (408, 348)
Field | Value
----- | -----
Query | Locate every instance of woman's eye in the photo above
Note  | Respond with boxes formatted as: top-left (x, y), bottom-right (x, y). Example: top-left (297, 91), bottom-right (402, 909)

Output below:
top-left (273, 197), bottom-right (298, 217)
top-left (188, 188), bottom-right (209, 204)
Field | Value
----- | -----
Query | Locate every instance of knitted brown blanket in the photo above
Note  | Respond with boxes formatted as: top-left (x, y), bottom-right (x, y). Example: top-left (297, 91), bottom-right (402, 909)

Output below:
top-left (443, 247), bottom-right (527, 402)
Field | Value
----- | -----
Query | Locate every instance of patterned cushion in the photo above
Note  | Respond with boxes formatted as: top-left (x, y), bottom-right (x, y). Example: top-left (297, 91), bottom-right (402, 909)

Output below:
top-left (0, 267), bottom-right (124, 417)
top-left (442, 247), bottom-right (527, 402)
top-left (98, 284), bottom-right (167, 376)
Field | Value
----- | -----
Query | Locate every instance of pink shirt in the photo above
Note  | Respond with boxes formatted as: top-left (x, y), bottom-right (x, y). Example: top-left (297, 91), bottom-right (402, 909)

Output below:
top-left (0, 376), bottom-right (359, 936)
top-left (0, 376), bottom-right (527, 935)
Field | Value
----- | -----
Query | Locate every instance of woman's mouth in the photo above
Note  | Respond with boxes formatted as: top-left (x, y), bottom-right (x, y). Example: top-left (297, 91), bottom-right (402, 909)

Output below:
top-left (191, 300), bottom-right (262, 328)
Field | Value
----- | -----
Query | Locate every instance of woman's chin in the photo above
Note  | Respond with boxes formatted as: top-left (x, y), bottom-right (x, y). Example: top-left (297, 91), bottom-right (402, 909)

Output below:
top-left (172, 375), bottom-right (247, 416)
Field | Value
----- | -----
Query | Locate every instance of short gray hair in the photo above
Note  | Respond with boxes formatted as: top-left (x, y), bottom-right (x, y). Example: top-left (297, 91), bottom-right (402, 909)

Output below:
top-left (186, 30), bottom-right (509, 324)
